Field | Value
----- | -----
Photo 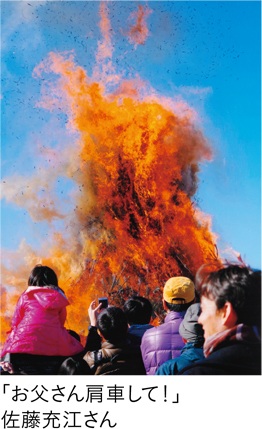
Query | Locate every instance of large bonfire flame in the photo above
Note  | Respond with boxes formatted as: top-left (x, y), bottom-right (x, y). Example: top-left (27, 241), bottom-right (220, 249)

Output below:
top-left (1, 4), bottom-right (219, 344)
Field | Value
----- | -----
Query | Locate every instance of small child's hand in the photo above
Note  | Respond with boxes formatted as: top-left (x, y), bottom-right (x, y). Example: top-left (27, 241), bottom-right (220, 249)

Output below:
top-left (88, 300), bottom-right (102, 327)
top-left (0, 361), bottom-right (15, 374)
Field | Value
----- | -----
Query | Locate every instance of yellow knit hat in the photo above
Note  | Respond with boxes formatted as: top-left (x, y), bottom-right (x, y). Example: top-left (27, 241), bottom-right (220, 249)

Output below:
top-left (163, 277), bottom-right (195, 304)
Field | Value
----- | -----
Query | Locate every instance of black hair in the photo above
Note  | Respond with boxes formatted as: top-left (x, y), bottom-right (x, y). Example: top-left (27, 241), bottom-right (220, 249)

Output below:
top-left (123, 296), bottom-right (152, 325)
top-left (28, 265), bottom-right (58, 287)
top-left (58, 357), bottom-right (91, 375)
top-left (97, 307), bottom-right (128, 343)
top-left (164, 299), bottom-right (195, 313)
top-left (196, 264), bottom-right (261, 326)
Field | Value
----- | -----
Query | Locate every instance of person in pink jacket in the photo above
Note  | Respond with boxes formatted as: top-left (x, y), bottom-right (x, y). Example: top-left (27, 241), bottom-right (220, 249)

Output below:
top-left (1, 265), bottom-right (84, 364)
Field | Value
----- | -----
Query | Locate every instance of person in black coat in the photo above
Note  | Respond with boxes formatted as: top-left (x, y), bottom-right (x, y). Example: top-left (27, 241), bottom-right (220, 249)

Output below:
top-left (178, 264), bottom-right (261, 375)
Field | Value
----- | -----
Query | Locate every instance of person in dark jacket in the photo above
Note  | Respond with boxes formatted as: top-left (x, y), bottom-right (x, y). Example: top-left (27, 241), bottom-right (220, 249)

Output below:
top-left (123, 296), bottom-right (154, 345)
top-left (178, 264), bottom-right (261, 375)
top-left (82, 302), bottom-right (146, 375)
top-left (155, 303), bottom-right (204, 375)
top-left (141, 276), bottom-right (195, 375)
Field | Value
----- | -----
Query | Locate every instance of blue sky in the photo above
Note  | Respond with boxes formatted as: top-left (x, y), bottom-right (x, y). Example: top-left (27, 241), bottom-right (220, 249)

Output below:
top-left (1, 0), bottom-right (261, 270)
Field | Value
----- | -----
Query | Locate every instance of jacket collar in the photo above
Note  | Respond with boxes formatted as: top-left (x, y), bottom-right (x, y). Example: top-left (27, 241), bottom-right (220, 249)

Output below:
top-left (181, 339), bottom-right (204, 352)
top-left (102, 339), bottom-right (130, 350)
top-left (165, 310), bottom-right (186, 323)
top-left (128, 324), bottom-right (152, 332)
top-left (25, 285), bottom-right (67, 299)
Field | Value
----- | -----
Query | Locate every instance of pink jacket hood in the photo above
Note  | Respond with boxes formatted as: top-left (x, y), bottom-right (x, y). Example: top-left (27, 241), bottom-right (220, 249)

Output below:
top-left (25, 286), bottom-right (69, 310)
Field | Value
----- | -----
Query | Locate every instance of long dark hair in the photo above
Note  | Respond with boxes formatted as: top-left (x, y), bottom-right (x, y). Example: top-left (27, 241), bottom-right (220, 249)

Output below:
top-left (28, 265), bottom-right (58, 288)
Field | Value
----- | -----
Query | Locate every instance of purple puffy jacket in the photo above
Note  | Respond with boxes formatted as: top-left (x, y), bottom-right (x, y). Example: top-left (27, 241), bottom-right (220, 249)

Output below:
top-left (1, 286), bottom-right (84, 358)
top-left (140, 311), bottom-right (186, 375)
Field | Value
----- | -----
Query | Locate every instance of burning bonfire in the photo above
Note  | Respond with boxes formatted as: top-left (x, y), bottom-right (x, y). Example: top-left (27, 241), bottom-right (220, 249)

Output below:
top-left (1, 4), bottom-right (220, 345)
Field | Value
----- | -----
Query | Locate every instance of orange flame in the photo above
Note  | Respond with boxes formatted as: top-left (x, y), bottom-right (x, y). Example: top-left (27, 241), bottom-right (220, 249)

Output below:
top-left (1, 4), bottom-right (220, 347)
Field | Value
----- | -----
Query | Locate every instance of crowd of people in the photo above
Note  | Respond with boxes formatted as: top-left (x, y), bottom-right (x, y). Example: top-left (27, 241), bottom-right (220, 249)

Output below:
top-left (0, 262), bottom-right (261, 375)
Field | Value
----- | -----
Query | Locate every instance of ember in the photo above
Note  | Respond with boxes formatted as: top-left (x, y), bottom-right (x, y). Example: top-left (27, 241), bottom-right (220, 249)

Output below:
top-left (1, 3), bottom-right (219, 346)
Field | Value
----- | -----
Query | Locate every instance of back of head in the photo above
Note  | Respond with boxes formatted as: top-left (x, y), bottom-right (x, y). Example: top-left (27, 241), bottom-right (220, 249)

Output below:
top-left (97, 307), bottom-right (128, 343)
top-left (58, 357), bottom-right (91, 375)
top-left (28, 265), bottom-right (58, 287)
top-left (163, 276), bottom-right (195, 312)
top-left (123, 296), bottom-right (152, 325)
top-left (179, 303), bottom-right (204, 343)
top-left (196, 263), bottom-right (261, 326)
